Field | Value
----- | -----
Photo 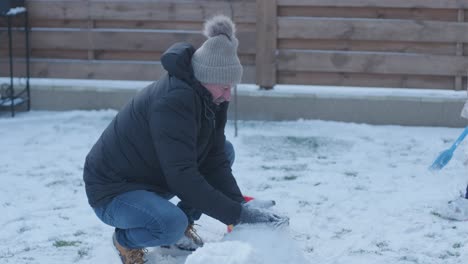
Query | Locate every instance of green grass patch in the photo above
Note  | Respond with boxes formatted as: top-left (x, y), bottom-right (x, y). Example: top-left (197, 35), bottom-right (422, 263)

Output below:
top-left (453, 242), bottom-right (462, 249)
top-left (53, 240), bottom-right (81, 247)
top-left (283, 175), bottom-right (298, 180)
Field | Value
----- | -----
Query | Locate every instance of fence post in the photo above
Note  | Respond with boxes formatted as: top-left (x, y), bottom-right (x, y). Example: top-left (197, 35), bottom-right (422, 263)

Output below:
top-left (86, 0), bottom-right (95, 61)
top-left (256, 0), bottom-right (277, 89)
top-left (456, 9), bottom-right (464, 91)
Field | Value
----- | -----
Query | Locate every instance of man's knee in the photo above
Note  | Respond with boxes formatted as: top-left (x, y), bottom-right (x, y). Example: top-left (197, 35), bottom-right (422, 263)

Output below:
top-left (225, 140), bottom-right (235, 167)
top-left (148, 206), bottom-right (188, 245)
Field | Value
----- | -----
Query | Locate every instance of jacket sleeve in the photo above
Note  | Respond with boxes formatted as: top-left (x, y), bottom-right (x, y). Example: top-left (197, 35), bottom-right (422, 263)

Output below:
top-left (149, 87), bottom-right (242, 225)
top-left (200, 104), bottom-right (245, 204)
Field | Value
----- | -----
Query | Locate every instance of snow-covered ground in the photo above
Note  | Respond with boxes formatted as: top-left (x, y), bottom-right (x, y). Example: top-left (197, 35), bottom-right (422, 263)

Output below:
top-left (1, 110), bottom-right (468, 264)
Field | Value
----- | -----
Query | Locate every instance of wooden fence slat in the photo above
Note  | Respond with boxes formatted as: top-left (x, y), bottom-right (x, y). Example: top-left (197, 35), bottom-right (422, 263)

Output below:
top-left (0, 59), bottom-right (162, 80)
top-left (92, 30), bottom-right (257, 54)
top-left (94, 51), bottom-right (256, 64)
top-left (91, 1), bottom-right (256, 22)
top-left (278, 17), bottom-right (468, 43)
top-left (278, 6), bottom-right (457, 21)
top-left (27, 1), bottom-right (89, 20)
top-left (92, 29), bottom-right (257, 53)
top-left (0, 59), bottom-right (256, 83)
top-left (93, 20), bottom-right (256, 31)
top-left (94, 51), bottom-right (163, 61)
top-left (26, 1), bottom-right (256, 22)
top-left (0, 49), bottom-right (26, 57)
top-left (277, 50), bottom-right (468, 76)
top-left (278, 39), bottom-right (456, 55)
top-left (0, 29), bottom-right (256, 54)
top-left (277, 72), bottom-right (454, 89)
top-left (95, 20), bottom-right (203, 30)
top-left (38, 30), bottom-right (89, 50)
top-left (32, 20), bottom-right (89, 28)
top-left (0, 30), bottom-right (89, 50)
top-left (91, 30), bottom-right (204, 52)
top-left (277, 0), bottom-right (468, 9)
top-left (31, 49), bottom-right (89, 60)
top-left (0, 19), bottom-right (256, 31)
top-left (0, 19), bottom-right (88, 28)
top-left (0, 49), bottom-right (256, 64)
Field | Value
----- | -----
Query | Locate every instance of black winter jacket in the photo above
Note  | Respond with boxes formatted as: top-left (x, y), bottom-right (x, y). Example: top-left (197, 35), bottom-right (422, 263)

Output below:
top-left (83, 42), bottom-right (244, 225)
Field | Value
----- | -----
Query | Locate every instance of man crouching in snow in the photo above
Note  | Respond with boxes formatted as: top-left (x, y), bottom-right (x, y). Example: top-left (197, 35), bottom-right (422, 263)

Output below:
top-left (83, 15), bottom-right (288, 264)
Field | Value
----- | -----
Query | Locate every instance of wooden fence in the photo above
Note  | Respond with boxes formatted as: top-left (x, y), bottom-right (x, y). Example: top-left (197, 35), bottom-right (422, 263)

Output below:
top-left (0, 0), bottom-right (257, 83)
top-left (273, 0), bottom-right (468, 90)
top-left (2, 0), bottom-right (468, 90)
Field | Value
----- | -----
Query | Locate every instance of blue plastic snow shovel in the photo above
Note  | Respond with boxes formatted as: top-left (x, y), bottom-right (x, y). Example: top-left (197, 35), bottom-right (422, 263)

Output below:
top-left (430, 126), bottom-right (468, 171)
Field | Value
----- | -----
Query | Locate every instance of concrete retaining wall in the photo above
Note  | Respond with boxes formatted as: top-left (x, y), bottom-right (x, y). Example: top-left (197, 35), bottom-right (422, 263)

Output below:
top-left (5, 79), bottom-right (467, 127)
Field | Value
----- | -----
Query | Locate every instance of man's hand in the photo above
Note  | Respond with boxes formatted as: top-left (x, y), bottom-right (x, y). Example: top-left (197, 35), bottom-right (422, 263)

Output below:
top-left (238, 204), bottom-right (289, 227)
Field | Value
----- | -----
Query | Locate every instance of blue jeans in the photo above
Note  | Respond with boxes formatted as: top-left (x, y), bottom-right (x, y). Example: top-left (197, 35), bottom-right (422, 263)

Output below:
top-left (94, 190), bottom-right (188, 249)
top-left (93, 141), bottom-right (235, 249)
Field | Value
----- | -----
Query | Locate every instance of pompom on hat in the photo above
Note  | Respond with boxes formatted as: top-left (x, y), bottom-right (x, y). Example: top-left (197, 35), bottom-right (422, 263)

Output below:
top-left (191, 15), bottom-right (243, 85)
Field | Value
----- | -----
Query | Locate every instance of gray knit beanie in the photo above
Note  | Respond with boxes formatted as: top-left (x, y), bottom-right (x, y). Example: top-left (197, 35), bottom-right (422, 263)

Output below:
top-left (192, 15), bottom-right (243, 85)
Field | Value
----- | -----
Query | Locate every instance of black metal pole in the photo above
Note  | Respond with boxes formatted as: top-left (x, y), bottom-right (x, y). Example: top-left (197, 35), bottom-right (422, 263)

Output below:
top-left (7, 15), bottom-right (14, 117)
top-left (25, 10), bottom-right (30, 111)
top-left (234, 84), bottom-right (238, 137)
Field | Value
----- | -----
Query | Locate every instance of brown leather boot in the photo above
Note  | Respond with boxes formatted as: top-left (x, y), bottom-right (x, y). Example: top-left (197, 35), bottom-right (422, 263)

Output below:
top-left (113, 232), bottom-right (147, 264)
top-left (185, 224), bottom-right (204, 247)
top-left (173, 224), bottom-right (204, 251)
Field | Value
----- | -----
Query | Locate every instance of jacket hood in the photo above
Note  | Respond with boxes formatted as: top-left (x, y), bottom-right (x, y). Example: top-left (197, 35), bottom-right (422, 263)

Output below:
top-left (161, 42), bottom-right (197, 85)
top-left (161, 42), bottom-right (216, 107)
